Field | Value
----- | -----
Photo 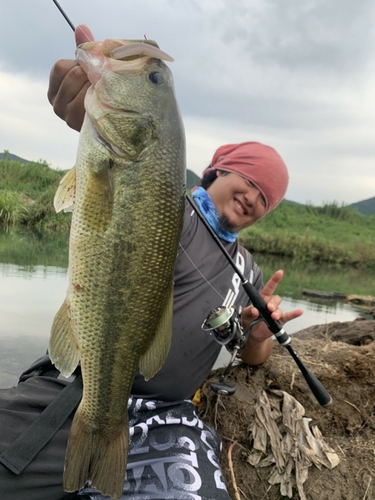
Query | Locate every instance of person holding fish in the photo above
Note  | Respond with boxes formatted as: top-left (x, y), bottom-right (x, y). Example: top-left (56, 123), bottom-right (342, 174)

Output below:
top-left (0, 24), bottom-right (303, 500)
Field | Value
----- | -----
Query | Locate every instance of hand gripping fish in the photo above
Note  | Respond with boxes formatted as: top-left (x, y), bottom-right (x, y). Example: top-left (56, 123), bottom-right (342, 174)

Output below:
top-left (50, 38), bottom-right (186, 498)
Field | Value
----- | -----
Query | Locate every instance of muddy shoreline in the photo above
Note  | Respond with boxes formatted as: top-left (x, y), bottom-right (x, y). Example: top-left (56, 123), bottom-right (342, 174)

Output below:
top-left (199, 318), bottom-right (375, 499)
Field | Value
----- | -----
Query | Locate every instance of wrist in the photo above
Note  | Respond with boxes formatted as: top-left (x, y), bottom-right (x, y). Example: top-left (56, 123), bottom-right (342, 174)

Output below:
top-left (246, 321), bottom-right (267, 343)
top-left (240, 335), bottom-right (273, 365)
top-left (247, 333), bottom-right (270, 348)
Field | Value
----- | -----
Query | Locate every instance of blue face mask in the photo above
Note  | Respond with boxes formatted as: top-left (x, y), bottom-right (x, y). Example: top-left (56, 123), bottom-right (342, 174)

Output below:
top-left (191, 186), bottom-right (238, 243)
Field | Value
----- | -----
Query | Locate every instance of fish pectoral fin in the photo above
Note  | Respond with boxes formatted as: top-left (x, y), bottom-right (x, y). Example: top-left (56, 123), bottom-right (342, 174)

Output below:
top-left (54, 166), bottom-right (77, 213)
top-left (81, 168), bottom-right (114, 232)
top-left (49, 299), bottom-right (80, 378)
top-left (139, 285), bottom-right (173, 381)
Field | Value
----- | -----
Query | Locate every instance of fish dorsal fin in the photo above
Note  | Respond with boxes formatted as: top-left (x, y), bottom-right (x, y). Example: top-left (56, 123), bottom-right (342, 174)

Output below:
top-left (49, 298), bottom-right (80, 377)
top-left (54, 166), bottom-right (77, 213)
top-left (139, 284), bottom-right (174, 381)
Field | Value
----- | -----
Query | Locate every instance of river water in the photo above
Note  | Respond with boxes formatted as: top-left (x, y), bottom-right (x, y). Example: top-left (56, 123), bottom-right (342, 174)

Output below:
top-left (0, 229), bottom-right (371, 388)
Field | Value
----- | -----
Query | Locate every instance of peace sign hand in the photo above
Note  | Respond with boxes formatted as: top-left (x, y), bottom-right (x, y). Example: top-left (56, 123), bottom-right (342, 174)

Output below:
top-left (241, 269), bottom-right (304, 343)
top-left (239, 270), bottom-right (304, 365)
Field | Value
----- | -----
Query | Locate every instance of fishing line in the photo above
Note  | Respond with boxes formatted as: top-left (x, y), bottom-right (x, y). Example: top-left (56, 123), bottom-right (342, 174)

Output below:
top-left (178, 243), bottom-right (225, 301)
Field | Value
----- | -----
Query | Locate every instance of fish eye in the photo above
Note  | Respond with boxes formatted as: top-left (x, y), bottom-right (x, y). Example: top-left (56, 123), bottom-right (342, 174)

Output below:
top-left (149, 72), bottom-right (164, 85)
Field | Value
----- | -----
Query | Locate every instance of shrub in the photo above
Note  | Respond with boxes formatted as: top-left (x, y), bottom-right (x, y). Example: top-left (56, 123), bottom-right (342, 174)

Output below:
top-left (0, 191), bottom-right (29, 228)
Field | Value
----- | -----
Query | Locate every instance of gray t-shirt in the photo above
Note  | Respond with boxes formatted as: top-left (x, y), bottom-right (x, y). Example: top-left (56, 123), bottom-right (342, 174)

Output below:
top-left (131, 200), bottom-right (263, 401)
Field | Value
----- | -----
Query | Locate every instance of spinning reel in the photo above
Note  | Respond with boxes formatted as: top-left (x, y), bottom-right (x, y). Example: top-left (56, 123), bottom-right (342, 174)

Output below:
top-left (202, 306), bottom-right (253, 396)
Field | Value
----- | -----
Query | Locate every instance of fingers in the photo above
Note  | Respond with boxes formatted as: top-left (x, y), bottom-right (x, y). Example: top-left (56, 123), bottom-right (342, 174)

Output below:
top-left (241, 303), bottom-right (260, 328)
top-left (242, 269), bottom-right (304, 331)
top-left (64, 80), bottom-right (90, 131)
top-left (242, 293), bottom-right (303, 331)
top-left (245, 295), bottom-right (281, 322)
top-left (279, 308), bottom-right (304, 324)
top-left (241, 288), bottom-right (282, 325)
top-left (248, 304), bottom-right (303, 328)
top-left (269, 306), bottom-right (303, 324)
top-left (263, 290), bottom-right (303, 324)
top-left (260, 270), bottom-right (283, 300)
top-left (47, 25), bottom-right (94, 132)
top-left (48, 60), bottom-right (89, 132)
top-left (75, 24), bottom-right (95, 45)
top-left (48, 59), bottom-right (77, 106)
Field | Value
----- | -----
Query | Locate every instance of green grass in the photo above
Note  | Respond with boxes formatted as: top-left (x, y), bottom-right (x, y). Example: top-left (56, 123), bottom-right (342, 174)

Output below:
top-left (253, 252), bottom-right (375, 298)
top-left (0, 158), bottom-right (374, 269)
top-left (0, 159), bottom-right (71, 231)
top-left (0, 191), bottom-right (29, 226)
top-left (239, 201), bottom-right (375, 269)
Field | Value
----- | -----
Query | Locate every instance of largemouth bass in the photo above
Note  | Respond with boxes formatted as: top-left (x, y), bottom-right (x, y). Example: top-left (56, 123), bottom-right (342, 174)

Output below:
top-left (50, 38), bottom-right (185, 498)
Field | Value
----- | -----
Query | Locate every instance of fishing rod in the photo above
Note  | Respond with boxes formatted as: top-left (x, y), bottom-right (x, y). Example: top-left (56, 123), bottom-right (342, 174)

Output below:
top-left (52, 0), bottom-right (76, 31)
top-left (187, 194), bottom-right (332, 407)
top-left (51, 0), bottom-right (332, 407)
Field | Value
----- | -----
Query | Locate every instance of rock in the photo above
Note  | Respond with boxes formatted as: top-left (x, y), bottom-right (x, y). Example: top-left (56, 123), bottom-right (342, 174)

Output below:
top-left (301, 289), bottom-right (375, 309)
top-left (346, 294), bottom-right (375, 306)
top-left (293, 319), bottom-right (375, 345)
top-left (302, 289), bottom-right (347, 300)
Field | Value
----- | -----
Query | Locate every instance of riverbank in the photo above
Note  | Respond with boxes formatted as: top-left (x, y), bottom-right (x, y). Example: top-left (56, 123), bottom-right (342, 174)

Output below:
top-left (1, 158), bottom-right (374, 267)
top-left (0, 158), bottom-right (70, 232)
top-left (239, 200), bottom-right (375, 269)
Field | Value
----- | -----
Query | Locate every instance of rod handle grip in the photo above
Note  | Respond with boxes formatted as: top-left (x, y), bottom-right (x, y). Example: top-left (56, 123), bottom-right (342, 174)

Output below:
top-left (242, 282), bottom-right (332, 406)
top-left (242, 281), bottom-right (284, 335)
top-left (286, 345), bottom-right (332, 406)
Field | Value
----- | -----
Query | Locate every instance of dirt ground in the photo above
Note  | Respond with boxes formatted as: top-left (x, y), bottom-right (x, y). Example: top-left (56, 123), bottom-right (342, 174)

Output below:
top-left (198, 317), bottom-right (375, 500)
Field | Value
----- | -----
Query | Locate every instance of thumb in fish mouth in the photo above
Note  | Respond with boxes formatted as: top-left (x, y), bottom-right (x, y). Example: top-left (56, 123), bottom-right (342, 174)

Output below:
top-left (75, 24), bottom-right (95, 45)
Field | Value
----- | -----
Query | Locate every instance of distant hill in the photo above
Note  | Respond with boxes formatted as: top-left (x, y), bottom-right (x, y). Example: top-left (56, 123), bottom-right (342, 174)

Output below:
top-left (1, 151), bottom-right (373, 214)
top-left (186, 169), bottom-right (201, 190)
top-left (285, 197), bottom-right (375, 216)
top-left (284, 199), bottom-right (303, 207)
top-left (349, 197), bottom-right (375, 216)
top-left (1, 151), bottom-right (201, 190)
top-left (0, 151), bottom-right (31, 164)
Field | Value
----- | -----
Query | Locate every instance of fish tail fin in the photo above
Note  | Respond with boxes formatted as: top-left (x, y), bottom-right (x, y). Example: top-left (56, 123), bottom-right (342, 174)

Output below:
top-left (63, 409), bottom-right (128, 499)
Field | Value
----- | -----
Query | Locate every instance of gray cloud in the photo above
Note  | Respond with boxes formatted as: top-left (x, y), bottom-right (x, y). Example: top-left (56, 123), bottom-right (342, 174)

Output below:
top-left (218, 0), bottom-right (375, 73)
top-left (0, 0), bottom-right (374, 205)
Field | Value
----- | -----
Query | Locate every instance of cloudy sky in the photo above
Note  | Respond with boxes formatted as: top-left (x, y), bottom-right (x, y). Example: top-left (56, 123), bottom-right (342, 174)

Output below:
top-left (0, 0), bottom-right (374, 205)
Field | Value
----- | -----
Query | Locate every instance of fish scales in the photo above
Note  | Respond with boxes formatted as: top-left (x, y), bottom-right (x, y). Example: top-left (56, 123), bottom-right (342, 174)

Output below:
top-left (50, 38), bottom-right (185, 498)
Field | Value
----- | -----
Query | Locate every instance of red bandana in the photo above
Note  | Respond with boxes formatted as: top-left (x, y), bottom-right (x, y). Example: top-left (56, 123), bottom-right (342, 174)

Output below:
top-left (203, 142), bottom-right (289, 213)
